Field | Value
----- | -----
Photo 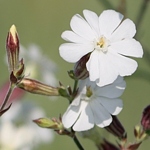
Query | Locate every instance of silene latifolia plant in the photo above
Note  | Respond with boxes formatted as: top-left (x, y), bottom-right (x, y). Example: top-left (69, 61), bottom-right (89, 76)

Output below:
top-left (1, 9), bottom-right (150, 150)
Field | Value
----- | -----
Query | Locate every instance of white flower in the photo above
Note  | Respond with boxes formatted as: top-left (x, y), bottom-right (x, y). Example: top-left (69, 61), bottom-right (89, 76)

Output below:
top-left (59, 9), bottom-right (143, 86)
top-left (62, 77), bottom-right (126, 131)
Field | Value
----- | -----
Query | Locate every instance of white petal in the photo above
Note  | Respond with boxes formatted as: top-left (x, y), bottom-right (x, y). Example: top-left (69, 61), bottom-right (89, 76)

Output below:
top-left (86, 50), bottom-right (100, 81)
top-left (61, 30), bottom-right (89, 43)
top-left (99, 10), bottom-right (123, 38)
top-left (90, 51), bottom-right (138, 86)
top-left (95, 76), bottom-right (126, 98)
top-left (98, 97), bottom-right (123, 115)
top-left (73, 101), bottom-right (94, 131)
top-left (91, 100), bottom-right (112, 127)
top-left (110, 39), bottom-right (143, 58)
top-left (70, 14), bottom-right (96, 41)
top-left (87, 51), bottom-right (119, 86)
top-left (62, 104), bottom-right (81, 128)
top-left (59, 43), bottom-right (94, 63)
top-left (83, 9), bottom-right (100, 37)
top-left (71, 95), bottom-right (81, 106)
top-left (107, 51), bottom-right (138, 77)
top-left (110, 19), bottom-right (136, 42)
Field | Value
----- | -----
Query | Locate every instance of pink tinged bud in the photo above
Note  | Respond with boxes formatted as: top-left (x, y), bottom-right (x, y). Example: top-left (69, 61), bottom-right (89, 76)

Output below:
top-left (73, 54), bottom-right (90, 80)
top-left (17, 78), bottom-right (59, 96)
top-left (141, 105), bottom-right (150, 131)
top-left (6, 25), bottom-right (19, 73)
top-left (126, 142), bottom-right (142, 150)
top-left (105, 116), bottom-right (127, 140)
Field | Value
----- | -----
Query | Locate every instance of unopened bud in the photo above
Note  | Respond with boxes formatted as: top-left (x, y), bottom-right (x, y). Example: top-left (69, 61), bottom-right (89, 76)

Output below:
top-left (17, 78), bottom-right (59, 96)
top-left (105, 116), bottom-right (126, 140)
top-left (33, 117), bottom-right (64, 130)
top-left (134, 125), bottom-right (147, 141)
top-left (141, 105), bottom-right (150, 131)
top-left (126, 142), bottom-right (142, 150)
top-left (98, 139), bottom-right (119, 150)
top-left (6, 25), bottom-right (19, 73)
top-left (73, 54), bottom-right (90, 80)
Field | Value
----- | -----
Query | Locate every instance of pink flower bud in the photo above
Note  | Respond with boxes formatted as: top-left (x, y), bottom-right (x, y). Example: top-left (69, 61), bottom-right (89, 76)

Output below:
top-left (73, 54), bottom-right (90, 80)
top-left (98, 139), bottom-right (119, 150)
top-left (141, 105), bottom-right (150, 131)
top-left (17, 78), bottom-right (59, 96)
top-left (6, 25), bottom-right (19, 73)
top-left (105, 116), bottom-right (126, 140)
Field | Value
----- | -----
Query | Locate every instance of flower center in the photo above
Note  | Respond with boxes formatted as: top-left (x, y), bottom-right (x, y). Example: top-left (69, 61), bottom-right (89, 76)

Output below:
top-left (94, 36), bottom-right (109, 53)
top-left (86, 86), bottom-right (93, 97)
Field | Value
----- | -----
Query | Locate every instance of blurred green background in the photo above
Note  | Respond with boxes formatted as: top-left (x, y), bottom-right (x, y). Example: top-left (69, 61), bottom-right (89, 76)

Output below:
top-left (0, 0), bottom-right (150, 149)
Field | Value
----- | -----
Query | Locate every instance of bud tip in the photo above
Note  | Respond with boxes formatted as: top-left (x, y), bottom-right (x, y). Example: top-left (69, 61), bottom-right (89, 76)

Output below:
top-left (9, 24), bottom-right (17, 43)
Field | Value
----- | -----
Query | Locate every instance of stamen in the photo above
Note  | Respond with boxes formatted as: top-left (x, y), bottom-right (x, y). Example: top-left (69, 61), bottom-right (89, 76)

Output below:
top-left (97, 37), bottom-right (105, 48)
top-left (94, 36), bottom-right (109, 53)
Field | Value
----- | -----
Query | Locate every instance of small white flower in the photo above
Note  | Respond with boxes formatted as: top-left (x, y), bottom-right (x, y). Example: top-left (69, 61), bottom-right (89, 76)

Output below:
top-left (59, 9), bottom-right (143, 86)
top-left (62, 77), bottom-right (126, 131)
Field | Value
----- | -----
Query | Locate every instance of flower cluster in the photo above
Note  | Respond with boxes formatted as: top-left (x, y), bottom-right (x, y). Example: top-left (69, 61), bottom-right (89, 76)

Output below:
top-left (59, 9), bottom-right (143, 131)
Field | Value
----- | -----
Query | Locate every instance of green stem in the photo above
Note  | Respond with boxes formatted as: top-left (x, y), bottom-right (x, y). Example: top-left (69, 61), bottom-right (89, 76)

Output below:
top-left (73, 135), bottom-right (85, 150)
top-left (73, 80), bottom-right (78, 94)
top-left (0, 82), bottom-right (15, 111)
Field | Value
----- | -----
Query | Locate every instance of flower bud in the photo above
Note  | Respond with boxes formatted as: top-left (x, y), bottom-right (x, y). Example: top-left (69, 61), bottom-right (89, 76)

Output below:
top-left (17, 78), bottom-right (59, 96)
top-left (6, 25), bottom-right (19, 73)
top-left (126, 142), bottom-right (142, 150)
top-left (73, 53), bottom-right (90, 80)
top-left (105, 116), bottom-right (126, 140)
top-left (99, 139), bottom-right (119, 150)
top-left (6, 25), bottom-right (25, 82)
top-left (141, 105), bottom-right (150, 131)
top-left (134, 125), bottom-right (147, 141)
top-left (33, 117), bottom-right (64, 130)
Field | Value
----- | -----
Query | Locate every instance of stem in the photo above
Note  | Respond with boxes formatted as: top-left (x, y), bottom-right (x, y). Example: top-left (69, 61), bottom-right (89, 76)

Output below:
top-left (73, 80), bottom-right (78, 94)
top-left (73, 135), bottom-right (85, 150)
top-left (0, 82), bottom-right (15, 111)
top-left (136, 0), bottom-right (149, 32)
